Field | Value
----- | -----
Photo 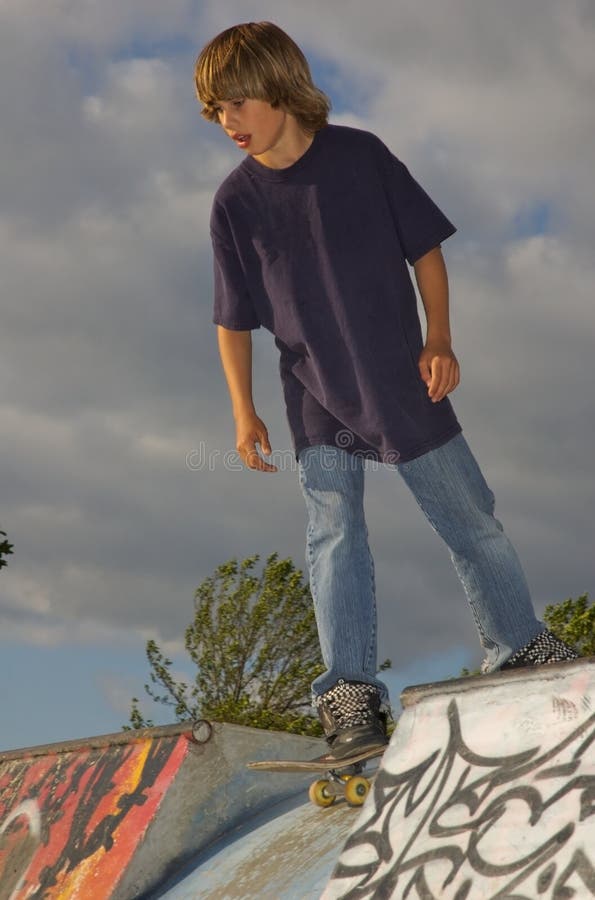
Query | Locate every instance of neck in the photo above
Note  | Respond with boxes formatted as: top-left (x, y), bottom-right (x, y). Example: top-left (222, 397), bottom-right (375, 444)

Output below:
top-left (253, 121), bottom-right (314, 170)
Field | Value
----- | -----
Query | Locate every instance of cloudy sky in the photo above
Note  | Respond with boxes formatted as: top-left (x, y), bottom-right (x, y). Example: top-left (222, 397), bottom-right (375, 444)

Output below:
top-left (1, 0), bottom-right (593, 752)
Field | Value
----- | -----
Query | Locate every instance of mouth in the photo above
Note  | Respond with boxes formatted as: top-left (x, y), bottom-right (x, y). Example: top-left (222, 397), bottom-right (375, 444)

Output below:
top-left (231, 132), bottom-right (251, 149)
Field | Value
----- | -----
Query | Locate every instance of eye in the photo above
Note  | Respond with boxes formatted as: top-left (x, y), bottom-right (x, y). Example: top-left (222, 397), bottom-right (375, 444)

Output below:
top-left (232, 99), bottom-right (245, 108)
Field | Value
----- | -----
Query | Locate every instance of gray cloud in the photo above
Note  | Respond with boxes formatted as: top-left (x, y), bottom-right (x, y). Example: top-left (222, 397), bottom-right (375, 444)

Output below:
top-left (1, 1), bottom-right (592, 688)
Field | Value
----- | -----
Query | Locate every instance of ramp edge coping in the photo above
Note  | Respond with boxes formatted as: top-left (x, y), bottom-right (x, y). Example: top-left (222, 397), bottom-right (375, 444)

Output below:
top-left (400, 655), bottom-right (595, 708)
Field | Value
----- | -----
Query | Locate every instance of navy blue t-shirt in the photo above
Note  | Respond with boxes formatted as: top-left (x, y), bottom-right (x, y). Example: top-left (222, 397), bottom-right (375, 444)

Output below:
top-left (210, 124), bottom-right (461, 462)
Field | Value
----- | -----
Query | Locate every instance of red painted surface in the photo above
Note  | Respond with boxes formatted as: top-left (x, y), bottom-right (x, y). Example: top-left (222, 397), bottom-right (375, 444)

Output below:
top-left (0, 733), bottom-right (190, 899)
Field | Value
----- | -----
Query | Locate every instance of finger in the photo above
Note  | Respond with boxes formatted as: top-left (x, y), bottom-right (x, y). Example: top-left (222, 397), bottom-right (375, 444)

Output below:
top-left (238, 438), bottom-right (259, 468)
top-left (437, 361), bottom-right (460, 400)
top-left (445, 361), bottom-right (460, 396)
top-left (428, 357), bottom-right (444, 399)
top-left (244, 449), bottom-right (272, 472)
top-left (255, 429), bottom-right (277, 471)
top-left (254, 448), bottom-right (278, 472)
top-left (430, 358), bottom-right (457, 402)
top-left (258, 429), bottom-right (272, 456)
top-left (260, 461), bottom-right (278, 473)
top-left (418, 357), bottom-right (432, 386)
top-left (242, 445), bottom-right (277, 473)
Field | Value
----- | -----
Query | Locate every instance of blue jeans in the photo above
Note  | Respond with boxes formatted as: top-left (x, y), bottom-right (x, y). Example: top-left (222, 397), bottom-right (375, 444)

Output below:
top-left (298, 434), bottom-right (543, 703)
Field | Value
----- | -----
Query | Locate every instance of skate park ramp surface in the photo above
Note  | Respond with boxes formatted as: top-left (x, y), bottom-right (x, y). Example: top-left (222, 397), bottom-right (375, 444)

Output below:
top-left (1, 659), bottom-right (594, 900)
top-left (156, 792), bottom-right (357, 899)
top-left (0, 719), bottom-right (336, 899)
top-left (323, 657), bottom-right (595, 900)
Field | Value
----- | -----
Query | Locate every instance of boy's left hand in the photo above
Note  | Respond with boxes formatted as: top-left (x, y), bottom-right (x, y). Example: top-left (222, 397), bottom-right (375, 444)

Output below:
top-left (418, 340), bottom-right (460, 403)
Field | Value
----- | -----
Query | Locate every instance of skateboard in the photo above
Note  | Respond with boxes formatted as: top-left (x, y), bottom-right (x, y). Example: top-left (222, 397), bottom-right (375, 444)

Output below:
top-left (246, 744), bottom-right (385, 807)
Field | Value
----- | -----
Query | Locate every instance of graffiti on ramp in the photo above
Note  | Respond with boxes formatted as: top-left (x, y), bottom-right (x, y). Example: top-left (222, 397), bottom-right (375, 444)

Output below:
top-left (0, 734), bottom-right (188, 899)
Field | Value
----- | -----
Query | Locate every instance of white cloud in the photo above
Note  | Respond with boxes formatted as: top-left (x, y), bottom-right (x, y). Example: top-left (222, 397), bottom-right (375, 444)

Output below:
top-left (0, 0), bottom-right (198, 48)
top-left (0, 0), bottom-right (593, 693)
top-left (83, 58), bottom-right (180, 135)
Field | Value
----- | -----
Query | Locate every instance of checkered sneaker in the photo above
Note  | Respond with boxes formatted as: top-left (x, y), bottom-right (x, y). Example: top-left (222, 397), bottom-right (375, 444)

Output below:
top-left (315, 679), bottom-right (381, 730)
top-left (502, 628), bottom-right (578, 670)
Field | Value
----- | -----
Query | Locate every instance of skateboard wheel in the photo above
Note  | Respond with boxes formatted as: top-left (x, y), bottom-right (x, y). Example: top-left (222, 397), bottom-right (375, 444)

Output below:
top-left (309, 779), bottom-right (335, 808)
top-left (344, 775), bottom-right (370, 807)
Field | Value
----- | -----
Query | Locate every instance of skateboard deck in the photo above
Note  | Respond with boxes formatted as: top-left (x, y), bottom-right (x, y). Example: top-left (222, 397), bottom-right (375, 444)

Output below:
top-left (247, 744), bottom-right (386, 807)
top-left (246, 743), bottom-right (385, 774)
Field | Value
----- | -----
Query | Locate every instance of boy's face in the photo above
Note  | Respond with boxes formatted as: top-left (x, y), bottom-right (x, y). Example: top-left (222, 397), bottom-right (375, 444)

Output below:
top-left (214, 97), bottom-right (291, 160)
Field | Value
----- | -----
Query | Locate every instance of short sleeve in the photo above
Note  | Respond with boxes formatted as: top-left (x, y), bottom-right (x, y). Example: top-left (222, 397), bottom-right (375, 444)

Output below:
top-left (210, 202), bottom-right (261, 331)
top-left (379, 146), bottom-right (456, 265)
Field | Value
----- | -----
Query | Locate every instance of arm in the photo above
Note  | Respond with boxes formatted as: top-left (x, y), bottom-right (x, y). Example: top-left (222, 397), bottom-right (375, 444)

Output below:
top-left (413, 246), bottom-right (460, 403)
top-left (217, 326), bottom-right (277, 472)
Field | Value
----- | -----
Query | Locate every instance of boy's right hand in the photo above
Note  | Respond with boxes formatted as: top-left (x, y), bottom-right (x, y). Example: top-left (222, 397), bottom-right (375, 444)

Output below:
top-left (235, 414), bottom-right (278, 473)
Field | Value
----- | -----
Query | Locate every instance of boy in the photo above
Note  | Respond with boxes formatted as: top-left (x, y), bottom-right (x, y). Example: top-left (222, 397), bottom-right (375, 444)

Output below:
top-left (195, 22), bottom-right (577, 760)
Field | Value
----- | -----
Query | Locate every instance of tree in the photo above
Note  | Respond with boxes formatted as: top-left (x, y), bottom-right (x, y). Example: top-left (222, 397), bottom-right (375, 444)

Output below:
top-left (128, 554), bottom-right (326, 735)
top-left (543, 592), bottom-right (594, 658)
top-left (0, 530), bottom-right (13, 571)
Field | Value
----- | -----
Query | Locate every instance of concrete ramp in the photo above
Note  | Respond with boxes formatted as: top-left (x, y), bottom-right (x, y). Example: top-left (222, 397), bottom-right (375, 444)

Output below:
top-left (0, 720), bottom-right (326, 899)
top-left (2, 661), bottom-right (594, 899)
top-left (157, 793), bottom-right (356, 899)
top-left (323, 659), bottom-right (595, 899)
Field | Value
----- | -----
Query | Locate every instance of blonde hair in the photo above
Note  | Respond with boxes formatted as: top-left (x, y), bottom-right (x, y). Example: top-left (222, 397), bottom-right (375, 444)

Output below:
top-left (195, 22), bottom-right (330, 134)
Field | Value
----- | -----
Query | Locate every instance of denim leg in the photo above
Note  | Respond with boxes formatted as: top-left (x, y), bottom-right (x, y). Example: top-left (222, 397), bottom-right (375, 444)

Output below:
top-left (397, 433), bottom-right (543, 670)
top-left (298, 445), bottom-right (389, 702)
